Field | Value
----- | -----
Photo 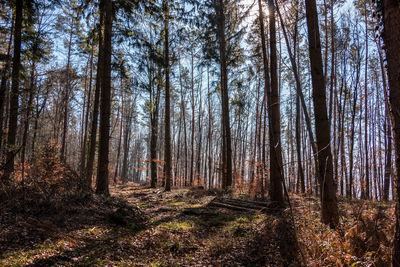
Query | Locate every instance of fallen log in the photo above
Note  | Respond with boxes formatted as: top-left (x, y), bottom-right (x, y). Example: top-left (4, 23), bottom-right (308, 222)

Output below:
top-left (208, 201), bottom-right (259, 212)
top-left (220, 199), bottom-right (266, 210)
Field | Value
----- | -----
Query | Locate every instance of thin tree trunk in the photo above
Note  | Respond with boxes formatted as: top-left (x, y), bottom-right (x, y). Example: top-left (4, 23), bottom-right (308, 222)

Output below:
top-left (80, 47), bottom-right (94, 178)
top-left (121, 99), bottom-right (132, 184)
top-left (164, 0), bottom-right (172, 191)
top-left (190, 51), bottom-right (195, 186)
top-left (363, 5), bottom-right (369, 199)
top-left (276, 3), bottom-right (320, 189)
top-left (60, 24), bottom-right (74, 162)
top-left (86, 7), bottom-right (104, 187)
top-left (21, 65), bottom-right (36, 184)
top-left (113, 82), bottom-right (124, 184)
top-left (150, 70), bottom-right (160, 188)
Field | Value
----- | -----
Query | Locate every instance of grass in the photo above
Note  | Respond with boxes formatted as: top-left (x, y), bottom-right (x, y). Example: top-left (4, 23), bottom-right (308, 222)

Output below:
top-left (1, 238), bottom-right (74, 266)
top-left (169, 201), bottom-right (187, 206)
top-left (158, 220), bottom-right (194, 230)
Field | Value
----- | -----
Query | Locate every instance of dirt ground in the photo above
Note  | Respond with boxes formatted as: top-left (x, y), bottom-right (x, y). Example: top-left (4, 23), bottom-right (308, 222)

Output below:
top-left (0, 183), bottom-right (300, 266)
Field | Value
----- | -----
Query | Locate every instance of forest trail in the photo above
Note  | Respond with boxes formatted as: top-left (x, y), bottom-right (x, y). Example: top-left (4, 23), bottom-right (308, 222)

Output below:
top-left (1, 183), bottom-right (300, 266)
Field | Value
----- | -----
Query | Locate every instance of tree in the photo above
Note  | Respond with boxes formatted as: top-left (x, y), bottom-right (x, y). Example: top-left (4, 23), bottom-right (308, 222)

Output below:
top-left (379, 0), bottom-right (400, 264)
top-left (163, 0), bottom-right (172, 191)
top-left (0, 6), bottom-right (13, 155)
top-left (304, 0), bottom-right (339, 227)
top-left (216, 0), bottom-right (233, 190)
top-left (56, 0), bottom-right (80, 162)
top-left (96, 0), bottom-right (113, 195)
top-left (267, 0), bottom-right (284, 202)
top-left (3, 0), bottom-right (23, 181)
top-left (86, 1), bottom-right (105, 186)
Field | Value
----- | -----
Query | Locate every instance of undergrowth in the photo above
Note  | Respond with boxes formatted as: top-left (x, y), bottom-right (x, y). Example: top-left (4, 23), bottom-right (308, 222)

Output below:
top-left (0, 143), bottom-right (91, 214)
top-left (293, 195), bottom-right (394, 266)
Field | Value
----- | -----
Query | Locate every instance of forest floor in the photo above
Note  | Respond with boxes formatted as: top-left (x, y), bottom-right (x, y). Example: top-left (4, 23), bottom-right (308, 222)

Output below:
top-left (0, 183), bottom-right (300, 266)
top-left (0, 182), bottom-right (395, 266)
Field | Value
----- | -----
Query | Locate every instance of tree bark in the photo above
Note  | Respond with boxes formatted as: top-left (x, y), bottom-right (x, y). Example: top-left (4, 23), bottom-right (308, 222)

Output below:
top-left (80, 47), bottom-right (94, 178)
top-left (0, 15), bottom-right (14, 155)
top-left (267, 0), bottom-right (284, 202)
top-left (304, 0), bottom-right (339, 227)
top-left (363, 4), bottom-right (369, 199)
top-left (21, 64), bottom-right (36, 184)
top-left (3, 0), bottom-right (23, 181)
top-left (164, 0), bottom-right (172, 191)
top-left (217, 0), bottom-right (233, 190)
top-left (150, 70), bottom-right (160, 188)
top-left (96, 0), bottom-right (112, 195)
top-left (86, 5), bottom-right (104, 187)
top-left (60, 22), bottom-right (74, 162)
top-left (380, 0), bottom-right (400, 264)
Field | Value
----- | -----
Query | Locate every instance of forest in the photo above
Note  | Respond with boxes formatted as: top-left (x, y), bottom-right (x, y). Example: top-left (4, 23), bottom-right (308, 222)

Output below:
top-left (0, 0), bottom-right (399, 266)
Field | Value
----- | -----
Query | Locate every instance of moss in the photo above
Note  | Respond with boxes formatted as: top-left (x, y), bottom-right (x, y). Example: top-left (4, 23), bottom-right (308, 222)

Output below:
top-left (158, 220), bottom-right (194, 230)
top-left (137, 202), bottom-right (150, 208)
top-left (253, 214), bottom-right (268, 223)
top-left (226, 216), bottom-right (252, 237)
top-left (168, 200), bottom-right (187, 206)
top-left (1, 239), bottom-right (73, 266)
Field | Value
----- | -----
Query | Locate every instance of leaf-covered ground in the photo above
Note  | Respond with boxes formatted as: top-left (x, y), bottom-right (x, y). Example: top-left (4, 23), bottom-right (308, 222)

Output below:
top-left (0, 183), bottom-right (300, 266)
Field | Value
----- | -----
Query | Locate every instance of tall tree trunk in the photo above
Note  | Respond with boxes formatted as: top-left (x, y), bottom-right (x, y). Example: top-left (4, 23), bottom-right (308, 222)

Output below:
top-left (384, 118), bottom-right (392, 201)
top-left (86, 6), bottom-right (104, 187)
top-left (207, 65), bottom-right (213, 189)
top-left (363, 5), bottom-right (370, 199)
top-left (21, 65), bottom-right (35, 184)
top-left (296, 93), bottom-right (305, 193)
top-left (121, 109), bottom-right (131, 183)
top-left (80, 47), bottom-right (94, 178)
top-left (164, 0), bottom-right (172, 191)
top-left (267, 0), bottom-right (284, 202)
top-left (380, 1), bottom-right (400, 264)
top-left (3, 0), bottom-right (23, 181)
top-left (0, 16), bottom-right (14, 155)
top-left (348, 55), bottom-right (361, 199)
top-left (217, 0), bottom-right (232, 190)
top-left (304, 0), bottom-right (339, 227)
top-left (96, 0), bottom-right (112, 195)
top-left (150, 71), bottom-right (160, 188)
top-left (196, 80), bottom-right (203, 186)
top-left (113, 83), bottom-right (124, 184)
top-left (60, 24), bottom-right (73, 162)
top-left (276, 2), bottom-right (321, 191)
top-left (190, 52), bottom-right (195, 186)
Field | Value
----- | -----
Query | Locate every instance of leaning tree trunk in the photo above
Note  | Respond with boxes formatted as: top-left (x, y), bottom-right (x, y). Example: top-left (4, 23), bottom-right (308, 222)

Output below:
top-left (380, 0), bottom-right (400, 264)
top-left (3, 0), bottom-right (23, 181)
top-left (304, 0), bottom-right (339, 227)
